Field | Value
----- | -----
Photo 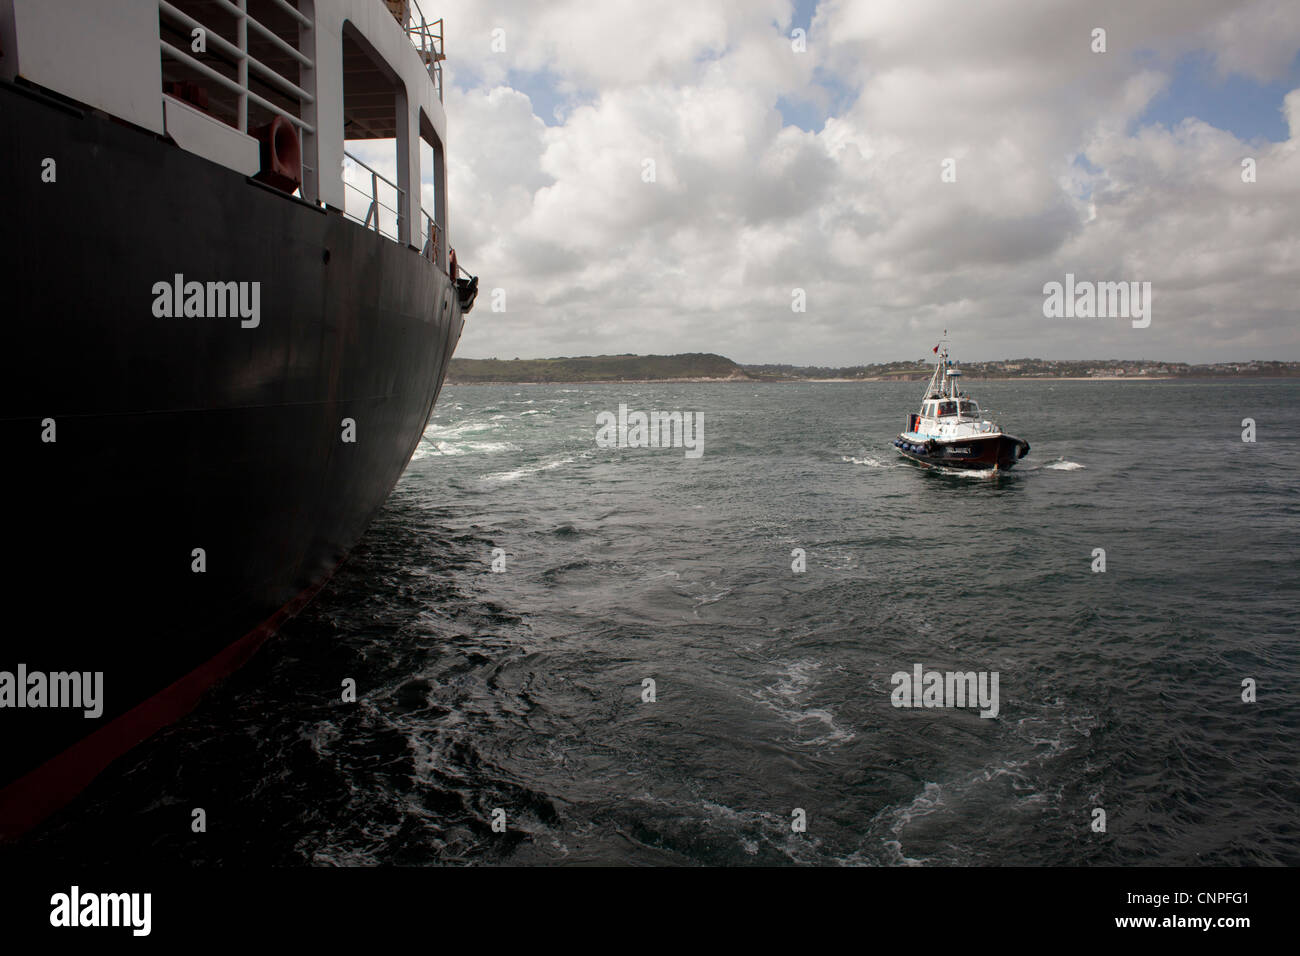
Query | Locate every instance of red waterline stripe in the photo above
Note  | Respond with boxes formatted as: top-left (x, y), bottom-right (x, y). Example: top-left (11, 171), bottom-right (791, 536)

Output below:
top-left (0, 565), bottom-right (341, 841)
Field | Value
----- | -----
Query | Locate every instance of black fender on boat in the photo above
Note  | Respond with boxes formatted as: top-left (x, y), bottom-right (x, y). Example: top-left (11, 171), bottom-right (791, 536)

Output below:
top-left (457, 274), bottom-right (479, 313)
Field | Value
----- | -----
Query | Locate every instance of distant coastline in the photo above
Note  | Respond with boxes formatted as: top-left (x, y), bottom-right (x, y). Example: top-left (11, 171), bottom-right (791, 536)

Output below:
top-left (445, 353), bottom-right (1298, 386)
top-left (445, 376), bottom-right (1179, 385)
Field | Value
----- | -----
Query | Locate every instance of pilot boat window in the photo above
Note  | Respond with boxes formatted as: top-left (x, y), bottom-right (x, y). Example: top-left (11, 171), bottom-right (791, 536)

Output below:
top-left (959, 401), bottom-right (980, 417)
top-left (938, 401), bottom-right (957, 417)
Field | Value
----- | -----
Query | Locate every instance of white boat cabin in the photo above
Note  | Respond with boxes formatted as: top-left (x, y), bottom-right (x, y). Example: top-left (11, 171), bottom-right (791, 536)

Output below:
top-left (907, 356), bottom-right (1002, 439)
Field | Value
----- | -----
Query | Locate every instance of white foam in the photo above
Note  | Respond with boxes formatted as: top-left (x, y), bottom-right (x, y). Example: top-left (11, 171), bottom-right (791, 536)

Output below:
top-left (413, 439), bottom-right (518, 459)
top-left (412, 420), bottom-right (520, 458)
top-left (751, 659), bottom-right (856, 746)
top-left (482, 456), bottom-right (575, 482)
top-left (1042, 459), bottom-right (1085, 471)
top-left (932, 465), bottom-right (1000, 479)
top-left (888, 782), bottom-right (946, 833)
top-left (692, 586), bottom-right (733, 608)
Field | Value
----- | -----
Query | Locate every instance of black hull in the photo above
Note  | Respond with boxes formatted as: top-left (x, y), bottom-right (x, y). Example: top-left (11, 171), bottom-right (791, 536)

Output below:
top-left (0, 80), bottom-right (463, 833)
top-left (894, 432), bottom-right (1029, 471)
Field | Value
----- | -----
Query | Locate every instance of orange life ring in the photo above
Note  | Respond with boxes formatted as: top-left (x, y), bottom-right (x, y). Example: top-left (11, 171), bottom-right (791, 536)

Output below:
top-left (448, 248), bottom-right (458, 278)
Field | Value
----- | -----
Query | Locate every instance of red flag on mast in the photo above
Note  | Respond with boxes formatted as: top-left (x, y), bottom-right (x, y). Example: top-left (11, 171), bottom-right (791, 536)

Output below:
top-left (932, 344), bottom-right (940, 353)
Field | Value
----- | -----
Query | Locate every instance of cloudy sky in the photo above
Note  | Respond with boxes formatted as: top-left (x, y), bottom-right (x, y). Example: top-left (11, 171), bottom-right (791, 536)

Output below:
top-left (397, 0), bottom-right (1300, 364)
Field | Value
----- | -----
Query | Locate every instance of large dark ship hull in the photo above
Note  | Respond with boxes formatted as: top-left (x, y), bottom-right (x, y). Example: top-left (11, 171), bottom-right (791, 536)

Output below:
top-left (893, 433), bottom-right (1029, 471)
top-left (0, 79), bottom-right (463, 836)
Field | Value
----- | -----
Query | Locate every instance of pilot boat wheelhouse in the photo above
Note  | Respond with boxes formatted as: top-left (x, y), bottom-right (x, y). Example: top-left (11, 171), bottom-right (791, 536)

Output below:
top-left (0, 0), bottom-right (474, 837)
top-left (893, 344), bottom-right (1030, 471)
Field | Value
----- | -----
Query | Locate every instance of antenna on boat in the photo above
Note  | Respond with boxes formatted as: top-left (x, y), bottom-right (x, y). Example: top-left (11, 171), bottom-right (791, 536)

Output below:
top-left (924, 331), bottom-right (956, 401)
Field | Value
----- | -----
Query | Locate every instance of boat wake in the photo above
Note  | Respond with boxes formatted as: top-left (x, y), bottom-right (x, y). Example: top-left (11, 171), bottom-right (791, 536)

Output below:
top-left (749, 659), bottom-right (856, 748)
top-left (1013, 458), bottom-right (1085, 473)
top-left (928, 465), bottom-right (1004, 479)
top-left (482, 456), bottom-right (576, 483)
top-left (412, 438), bottom-right (518, 459)
top-left (861, 698), bottom-right (1101, 866)
top-left (843, 455), bottom-right (901, 468)
top-left (413, 421), bottom-right (518, 459)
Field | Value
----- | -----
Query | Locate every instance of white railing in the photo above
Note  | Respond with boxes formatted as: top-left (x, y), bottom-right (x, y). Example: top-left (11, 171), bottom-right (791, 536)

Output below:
top-left (399, 0), bottom-right (445, 102)
top-left (343, 150), bottom-right (404, 242)
top-left (158, 0), bottom-right (315, 135)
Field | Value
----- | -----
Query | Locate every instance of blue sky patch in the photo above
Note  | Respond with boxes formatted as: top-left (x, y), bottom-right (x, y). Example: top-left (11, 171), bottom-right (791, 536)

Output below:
top-left (1138, 49), bottom-right (1300, 142)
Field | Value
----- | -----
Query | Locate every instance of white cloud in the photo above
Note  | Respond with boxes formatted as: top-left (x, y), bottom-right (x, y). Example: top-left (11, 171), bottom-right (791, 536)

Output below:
top-left (429, 0), bottom-right (1300, 363)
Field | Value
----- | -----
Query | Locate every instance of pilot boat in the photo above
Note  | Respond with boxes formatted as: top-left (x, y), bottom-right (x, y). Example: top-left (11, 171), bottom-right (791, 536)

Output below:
top-left (892, 342), bottom-right (1029, 471)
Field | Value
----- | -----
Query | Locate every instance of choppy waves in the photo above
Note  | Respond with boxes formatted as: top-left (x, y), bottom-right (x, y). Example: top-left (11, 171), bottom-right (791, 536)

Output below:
top-left (11, 381), bottom-right (1298, 868)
